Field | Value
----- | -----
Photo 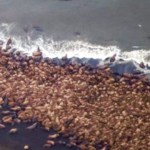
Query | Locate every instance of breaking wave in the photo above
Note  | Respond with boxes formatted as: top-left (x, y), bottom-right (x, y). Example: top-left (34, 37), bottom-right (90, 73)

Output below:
top-left (0, 23), bottom-right (150, 63)
top-left (1, 22), bottom-right (150, 77)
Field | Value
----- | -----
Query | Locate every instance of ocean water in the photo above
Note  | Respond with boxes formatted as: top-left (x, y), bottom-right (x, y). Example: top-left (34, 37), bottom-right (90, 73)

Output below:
top-left (0, 0), bottom-right (150, 64)
top-left (0, 0), bottom-right (150, 149)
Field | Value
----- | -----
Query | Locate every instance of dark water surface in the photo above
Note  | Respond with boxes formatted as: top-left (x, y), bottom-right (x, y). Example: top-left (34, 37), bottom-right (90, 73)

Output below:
top-left (0, 123), bottom-right (77, 150)
top-left (0, 124), bottom-right (78, 150)
top-left (0, 0), bottom-right (150, 49)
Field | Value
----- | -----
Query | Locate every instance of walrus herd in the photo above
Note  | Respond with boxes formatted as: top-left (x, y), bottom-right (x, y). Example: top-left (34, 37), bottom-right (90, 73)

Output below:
top-left (0, 39), bottom-right (150, 150)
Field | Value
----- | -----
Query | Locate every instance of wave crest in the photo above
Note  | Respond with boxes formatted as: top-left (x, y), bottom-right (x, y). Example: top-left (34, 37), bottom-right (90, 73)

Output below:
top-left (0, 23), bottom-right (150, 65)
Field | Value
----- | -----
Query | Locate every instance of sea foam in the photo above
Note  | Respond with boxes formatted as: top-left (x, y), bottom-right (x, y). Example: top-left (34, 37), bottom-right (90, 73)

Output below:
top-left (1, 23), bottom-right (150, 77)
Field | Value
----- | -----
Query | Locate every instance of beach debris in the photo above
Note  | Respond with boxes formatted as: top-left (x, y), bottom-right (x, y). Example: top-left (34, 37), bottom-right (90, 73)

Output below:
top-left (9, 128), bottom-right (18, 134)
top-left (26, 122), bottom-right (37, 130)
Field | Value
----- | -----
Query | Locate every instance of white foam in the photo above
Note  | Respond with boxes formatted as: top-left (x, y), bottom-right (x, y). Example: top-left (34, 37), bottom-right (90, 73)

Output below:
top-left (0, 23), bottom-right (150, 65)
